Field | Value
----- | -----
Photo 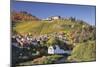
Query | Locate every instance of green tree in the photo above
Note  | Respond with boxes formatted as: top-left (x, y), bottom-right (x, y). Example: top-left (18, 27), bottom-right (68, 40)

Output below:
top-left (46, 37), bottom-right (58, 47)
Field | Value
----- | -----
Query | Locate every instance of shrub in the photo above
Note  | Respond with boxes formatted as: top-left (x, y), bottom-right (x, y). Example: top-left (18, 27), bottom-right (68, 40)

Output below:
top-left (46, 37), bottom-right (58, 46)
top-left (43, 55), bottom-right (63, 64)
top-left (67, 41), bottom-right (96, 62)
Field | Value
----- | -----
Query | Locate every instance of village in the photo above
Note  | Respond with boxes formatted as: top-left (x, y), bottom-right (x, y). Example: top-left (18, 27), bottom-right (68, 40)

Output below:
top-left (12, 32), bottom-right (72, 52)
top-left (12, 31), bottom-right (74, 65)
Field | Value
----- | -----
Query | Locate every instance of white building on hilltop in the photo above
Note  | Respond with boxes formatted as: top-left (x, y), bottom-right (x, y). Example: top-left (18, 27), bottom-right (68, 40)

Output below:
top-left (50, 16), bottom-right (61, 20)
top-left (48, 45), bottom-right (71, 54)
top-left (43, 16), bottom-right (61, 21)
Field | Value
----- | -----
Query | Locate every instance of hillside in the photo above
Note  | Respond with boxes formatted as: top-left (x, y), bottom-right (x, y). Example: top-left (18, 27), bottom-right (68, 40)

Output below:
top-left (11, 11), bottom-right (40, 24)
top-left (12, 11), bottom-right (94, 36)
top-left (13, 17), bottom-right (95, 43)
top-left (13, 19), bottom-right (89, 35)
top-left (13, 13), bottom-right (96, 43)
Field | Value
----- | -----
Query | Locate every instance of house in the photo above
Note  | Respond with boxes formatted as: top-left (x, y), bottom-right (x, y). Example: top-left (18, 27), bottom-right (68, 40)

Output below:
top-left (43, 16), bottom-right (61, 21)
top-left (50, 16), bottom-right (61, 20)
top-left (48, 46), bottom-right (54, 54)
top-left (48, 45), bottom-right (71, 54)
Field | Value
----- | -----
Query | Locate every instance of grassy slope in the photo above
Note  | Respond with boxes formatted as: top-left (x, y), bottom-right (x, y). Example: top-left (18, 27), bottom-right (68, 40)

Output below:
top-left (13, 19), bottom-right (84, 36)
top-left (67, 41), bottom-right (96, 62)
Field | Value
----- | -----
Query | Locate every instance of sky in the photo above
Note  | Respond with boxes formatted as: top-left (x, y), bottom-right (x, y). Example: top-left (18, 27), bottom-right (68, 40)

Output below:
top-left (12, 1), bottom-right (96, 25)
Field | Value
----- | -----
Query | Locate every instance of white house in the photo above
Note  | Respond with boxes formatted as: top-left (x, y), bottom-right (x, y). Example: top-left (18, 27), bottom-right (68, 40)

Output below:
top-left (48, 46), bottom-right (54, 54)
top-left (43, 16), bottom-right (61, 21)
top-left (50, 16), bottom-right (61, 20)
top-left (48, 45), bottom-right (71, 54)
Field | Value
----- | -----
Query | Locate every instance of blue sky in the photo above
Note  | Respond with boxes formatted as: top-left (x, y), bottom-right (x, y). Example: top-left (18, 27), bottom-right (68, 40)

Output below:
top-left (12, 1), bottom-right (96, 25)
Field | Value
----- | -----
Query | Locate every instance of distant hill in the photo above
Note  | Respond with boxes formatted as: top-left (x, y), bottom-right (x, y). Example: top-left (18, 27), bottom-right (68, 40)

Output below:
top-left (11, 11), bottom-right (40, 23)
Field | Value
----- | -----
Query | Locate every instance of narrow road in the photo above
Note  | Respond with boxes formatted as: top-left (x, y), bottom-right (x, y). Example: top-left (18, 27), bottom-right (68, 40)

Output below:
top-left (55, 55), bottom-right (68, 64)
